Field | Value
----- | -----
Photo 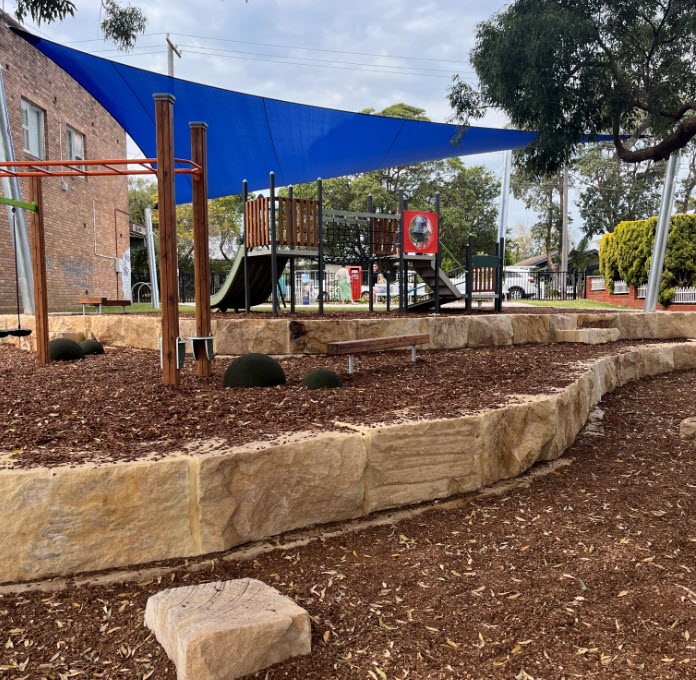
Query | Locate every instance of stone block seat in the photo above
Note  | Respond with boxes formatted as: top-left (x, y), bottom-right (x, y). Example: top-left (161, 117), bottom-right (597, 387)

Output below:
top-left (145, 579), bottom-right (311, 680)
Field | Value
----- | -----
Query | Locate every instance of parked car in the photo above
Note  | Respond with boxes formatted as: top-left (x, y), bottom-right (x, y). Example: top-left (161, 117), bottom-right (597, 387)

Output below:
top-left (502, 267), bottom-right (540, 299)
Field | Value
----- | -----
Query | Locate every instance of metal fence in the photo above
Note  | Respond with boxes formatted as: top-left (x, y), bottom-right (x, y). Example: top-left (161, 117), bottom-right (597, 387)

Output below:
top-left (524, 270), bottom-right (586, 301)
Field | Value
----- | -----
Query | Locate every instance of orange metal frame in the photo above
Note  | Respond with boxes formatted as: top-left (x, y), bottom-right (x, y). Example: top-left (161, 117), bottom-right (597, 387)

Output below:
top-left (0, 157), bottom-right (200, 178)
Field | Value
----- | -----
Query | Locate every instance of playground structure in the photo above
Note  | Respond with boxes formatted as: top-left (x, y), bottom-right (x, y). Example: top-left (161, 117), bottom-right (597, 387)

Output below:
top-left (0, 95), bottom-right (209, 386)
top-left (211, 174), bottom-right (506, 316)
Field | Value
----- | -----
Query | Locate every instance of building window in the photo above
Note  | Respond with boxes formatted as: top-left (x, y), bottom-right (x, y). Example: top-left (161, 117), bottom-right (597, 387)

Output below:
top-left (21, 98), bottom-right (45, 159)
top-left (66, 126), bottom-right (85, 171)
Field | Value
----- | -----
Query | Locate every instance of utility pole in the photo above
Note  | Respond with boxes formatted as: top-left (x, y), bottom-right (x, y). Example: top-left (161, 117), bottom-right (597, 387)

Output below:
top-left (561, 165), bottom-right (569, 273)
top-left (166, 34), bottom-right (181, 77)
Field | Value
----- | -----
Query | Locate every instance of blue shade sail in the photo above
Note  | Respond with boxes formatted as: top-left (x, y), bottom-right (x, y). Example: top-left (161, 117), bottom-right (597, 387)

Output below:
top-left (12, 29), bottom-right (600, 204)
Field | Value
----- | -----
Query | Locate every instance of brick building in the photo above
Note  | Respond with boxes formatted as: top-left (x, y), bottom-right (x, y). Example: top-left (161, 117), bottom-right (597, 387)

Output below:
top-left (0, 12), bottom-right (129, 313)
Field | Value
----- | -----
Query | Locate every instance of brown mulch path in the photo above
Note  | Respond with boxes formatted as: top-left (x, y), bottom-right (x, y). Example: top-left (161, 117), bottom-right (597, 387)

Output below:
top-left (1, 366), bottom-right (696, 678)
top-left (0, 340), bottom-right (673, 469)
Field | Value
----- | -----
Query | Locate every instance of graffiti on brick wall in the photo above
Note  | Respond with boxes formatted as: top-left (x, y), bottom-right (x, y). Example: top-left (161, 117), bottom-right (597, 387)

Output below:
top-left (45, 253), bottom-right (56, 273)
top-left (61, 256), bottom-right (93, 288)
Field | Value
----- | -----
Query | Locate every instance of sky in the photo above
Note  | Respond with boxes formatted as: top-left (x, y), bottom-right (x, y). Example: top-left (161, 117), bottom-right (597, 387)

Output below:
top-left (10, 0), bottom-right (629, 252)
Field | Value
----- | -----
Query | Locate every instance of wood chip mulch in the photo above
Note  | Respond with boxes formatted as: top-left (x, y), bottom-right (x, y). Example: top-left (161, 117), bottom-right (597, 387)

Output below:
top-left (0, 340), bottom-right (674, 470)
top-left (1, 364), bottom-right (696, 678)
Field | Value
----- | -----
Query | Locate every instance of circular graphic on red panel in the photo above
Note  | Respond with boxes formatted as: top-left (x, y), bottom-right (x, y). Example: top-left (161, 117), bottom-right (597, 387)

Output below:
top-left (408, 214), bottom-right (434, 251)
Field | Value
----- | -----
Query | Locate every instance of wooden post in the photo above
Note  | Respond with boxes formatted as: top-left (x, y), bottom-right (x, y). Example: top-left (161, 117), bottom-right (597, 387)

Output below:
top-left (269, 171), bottom-right (279, 314)
top-left (29, 177), bottom-right (48, 364)
top-left (154, 93), bottom-right (180, 387)
top-left (190, 122), bottom-right (212, 377)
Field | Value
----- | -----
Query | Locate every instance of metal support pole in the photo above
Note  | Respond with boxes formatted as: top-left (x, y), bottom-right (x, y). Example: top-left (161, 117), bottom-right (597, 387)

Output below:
top-left (465, 233), bottom-right (473, 313)
top-left (144, 208), bottom-right (160, 309)
top-left (242, 180), bottom-right (250, 313)
top-left (497, 150), bottom-right (511, 243)
top-left (190, 122), bottom-right (212, 377)
top-left (368, 194), bottom-right (374, 312)
top-left (29, 179), bottom-right (48, 364)
top-left (0, 67), bottom-right (33, 314)
top-left (153, 93), bottom-right (180, 387)
top-left (399, 191), bottom-right (406, 311)
top-left (269, 172), bottom-right (279, 314)
top-left (434, 192), bottom-right (441, 313)
top-left (644, 150), bottom-right (682, 312)
top-left (496, 236), bottom-right (504, 312)
top-left (318, 178), bottom-right (324, 315)
top-left (289, 185), bottom-right (296, 313)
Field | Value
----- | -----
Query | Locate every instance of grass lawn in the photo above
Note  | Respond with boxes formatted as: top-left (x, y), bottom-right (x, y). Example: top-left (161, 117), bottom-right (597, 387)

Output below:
top-left (519, 299), bottom-right (630, 310)
top-left (55, 303), bottom-right (193, 315)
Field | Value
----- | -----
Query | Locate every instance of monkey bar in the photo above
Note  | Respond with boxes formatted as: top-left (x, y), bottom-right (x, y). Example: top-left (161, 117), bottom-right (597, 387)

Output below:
top-left (0, 157), bottom-right (200, 179)
top-left (1, 94), bottom-right (209, 386)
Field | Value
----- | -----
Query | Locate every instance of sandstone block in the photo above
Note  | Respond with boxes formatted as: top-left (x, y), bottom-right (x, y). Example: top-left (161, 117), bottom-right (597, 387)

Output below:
top-left (467, 315), bottom-right (513, 347)
top-left (366, 415), bottom-right (482, 512)
top-left (214, 319), bottom-right (289, 355)
top-left (288, 318), bottom-right (358, 353)
top-left (672, 342), bottom-right (696, 370)
top-left (680, 417), bottom-right (696, 439)
top-left (0, 457), bottom-right (193, 583)
top-left (549, 313), bottom-right (576, 333)
top-left (197, 432), bottom-right (367, 553)
top-left (421, 316), bottom-right (468, 349)
top-left (510, 313), bottom-right (551, 345)
top-left (637, 344), bottom-right (674, 376)
top-left (123, 315), bottom-right (160, 350)
top-left (481, 396), bottom-right (558, 480)
top-left (145, 579), bottom-right (310, 680)
top-left (90, 314), bottom-right (126, 346)
top-left (555, 328), bottom-right (620, 344)
top-left (575, 312), bottom-right (619, 329)
top-left (611, 312), bottom-right (657, 340)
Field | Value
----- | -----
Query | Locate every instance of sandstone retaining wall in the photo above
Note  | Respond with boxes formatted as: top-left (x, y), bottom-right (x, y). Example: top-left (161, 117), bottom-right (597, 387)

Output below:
top-left (2, 310), bottom-right (696, 356)
top-left (1, 341), bottom-right (693, 584)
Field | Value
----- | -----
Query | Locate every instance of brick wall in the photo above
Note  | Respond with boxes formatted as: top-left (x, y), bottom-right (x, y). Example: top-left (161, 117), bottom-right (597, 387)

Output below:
top-left (585, 278), bottom-right (696, 312)
top-left (0, 13), bottom-right (129, 313)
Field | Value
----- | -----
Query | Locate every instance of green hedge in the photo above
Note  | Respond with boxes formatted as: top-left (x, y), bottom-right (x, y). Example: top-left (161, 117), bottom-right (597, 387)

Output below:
top-left (599, 214), bottom-right (696, 306)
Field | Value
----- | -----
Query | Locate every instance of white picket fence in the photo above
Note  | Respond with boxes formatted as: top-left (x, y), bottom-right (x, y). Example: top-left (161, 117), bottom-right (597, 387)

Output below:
top-left (672, 287), bottom-right (696, 304)
top-left (636, 284), bottom-right (647, 299)
top-left (589, 276), bottom-right (605, 291)
top-left (613, 280), bottom-right (629, 294)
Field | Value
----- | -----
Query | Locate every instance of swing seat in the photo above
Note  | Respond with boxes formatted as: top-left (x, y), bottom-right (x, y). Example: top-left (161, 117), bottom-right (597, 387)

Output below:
top-left (7, 328), bottom-right (31, 337)
top-left (0, 329), bottom-right (10, 338)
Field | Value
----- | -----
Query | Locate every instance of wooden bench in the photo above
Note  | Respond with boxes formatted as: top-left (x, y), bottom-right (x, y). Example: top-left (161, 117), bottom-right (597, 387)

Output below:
top-left (78, 296), bottom-right (132, 314)
top-left (326, 333), bottom-right (429, 374)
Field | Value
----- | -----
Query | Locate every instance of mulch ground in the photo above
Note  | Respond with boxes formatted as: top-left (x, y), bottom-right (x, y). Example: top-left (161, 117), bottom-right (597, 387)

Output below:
top-left (199, 306), bottom-right (625, 319)
top-left (1, 364), bottom-right (696, 678)
top-left (0, 340), bottom-right (673, 470)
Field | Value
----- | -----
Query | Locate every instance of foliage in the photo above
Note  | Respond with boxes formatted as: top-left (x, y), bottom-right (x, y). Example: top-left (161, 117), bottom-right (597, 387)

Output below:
top-left (449, 0), bottom-right (696, 175)
top-left (301, 368), bottom-right (343, 390)
top-left (128, 178), bottom-right (245, 272)
top-left (283, 104), bottom-right (501, 270)
top-left (677, 143), bottom-right (696, 214)
top-left (598, 214), bottom-right (696, 305)
top-left (507, 222), bottom-right (537, 262)
top-left (223, 353), bottom-right (286, 388)
top-left (15, 0), bottom-right (146, 51)
top-left (511, 164), bottom-right (566, 270)
top-left (575, 143), bottom-right (665, 238)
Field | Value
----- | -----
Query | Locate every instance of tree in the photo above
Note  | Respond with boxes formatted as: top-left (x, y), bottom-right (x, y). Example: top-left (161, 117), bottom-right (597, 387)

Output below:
top-left (507, 222), bottom-right (537, 262)
top-left (677, 143), bottom-right (696, 214)
top-left (15, 0), bottom-right (146, 51)
top-left (511, 165), bottom-right (565, 270)
top-left (574, 143), bottom-right (665, 238)
top-left (599, 214), bottom-right (696, 304)
top-left (449, 0), bottom-right (696, 175)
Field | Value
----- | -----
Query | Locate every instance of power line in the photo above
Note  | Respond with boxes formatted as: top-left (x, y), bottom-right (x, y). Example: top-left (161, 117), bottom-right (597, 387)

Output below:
top-left (180, 48), bottom-right (457, 79)
top-left (169, 32), bottom-right (471, 67)
top-left (175, 43), bottom-right (457, 75)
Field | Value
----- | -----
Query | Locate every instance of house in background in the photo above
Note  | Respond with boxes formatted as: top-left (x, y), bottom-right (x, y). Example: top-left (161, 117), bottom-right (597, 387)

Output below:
top-left (513, 247), bottom-right (599, 272)
top-left (0, 12), bottom-right (129, 313)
